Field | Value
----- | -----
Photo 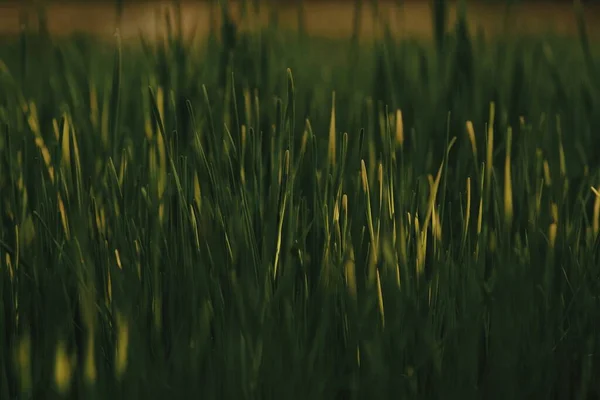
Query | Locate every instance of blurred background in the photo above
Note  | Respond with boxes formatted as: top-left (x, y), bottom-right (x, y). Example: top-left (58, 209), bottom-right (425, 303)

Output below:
top-left (1, 0), bottom-right (600, 41)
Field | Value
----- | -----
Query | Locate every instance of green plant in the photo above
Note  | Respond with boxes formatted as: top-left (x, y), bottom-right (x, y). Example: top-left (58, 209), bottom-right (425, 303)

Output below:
top-left (1, 1), bottom-right (600, 399)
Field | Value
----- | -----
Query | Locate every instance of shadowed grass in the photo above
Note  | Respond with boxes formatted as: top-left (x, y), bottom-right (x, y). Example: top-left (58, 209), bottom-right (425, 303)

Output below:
top-left (1, 1), bottom-right (600, 399)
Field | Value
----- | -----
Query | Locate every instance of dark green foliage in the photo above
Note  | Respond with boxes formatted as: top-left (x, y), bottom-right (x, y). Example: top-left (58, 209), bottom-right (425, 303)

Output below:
top-left (1, 2), bottom-right (600, 399)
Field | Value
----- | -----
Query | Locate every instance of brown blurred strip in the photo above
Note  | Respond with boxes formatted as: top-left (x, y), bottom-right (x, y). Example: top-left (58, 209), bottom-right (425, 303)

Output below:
top-left (0, 1), bottom-right (599, 41)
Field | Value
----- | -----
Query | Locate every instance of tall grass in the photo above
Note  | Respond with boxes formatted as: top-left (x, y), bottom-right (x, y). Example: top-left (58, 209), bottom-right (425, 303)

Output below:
top-left (1, 1), bottom-right (600, 398)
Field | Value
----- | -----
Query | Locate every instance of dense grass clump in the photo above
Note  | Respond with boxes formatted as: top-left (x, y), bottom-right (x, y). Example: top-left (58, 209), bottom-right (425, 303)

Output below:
top-left (1, 2), bottom-right (600, 399)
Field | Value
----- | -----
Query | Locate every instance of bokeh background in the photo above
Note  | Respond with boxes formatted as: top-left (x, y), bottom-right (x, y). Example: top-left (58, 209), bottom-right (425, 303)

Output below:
top-left (1, 0), bottom-right (600, 41)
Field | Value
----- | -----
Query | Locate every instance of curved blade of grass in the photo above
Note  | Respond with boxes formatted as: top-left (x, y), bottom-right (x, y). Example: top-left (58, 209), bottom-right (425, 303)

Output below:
top-left (109, 30), bottom-right (122, 157)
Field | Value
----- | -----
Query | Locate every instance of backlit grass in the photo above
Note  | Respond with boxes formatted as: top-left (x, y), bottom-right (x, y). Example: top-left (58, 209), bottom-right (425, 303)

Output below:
top-left (1, 1), bottom-right (600, 399)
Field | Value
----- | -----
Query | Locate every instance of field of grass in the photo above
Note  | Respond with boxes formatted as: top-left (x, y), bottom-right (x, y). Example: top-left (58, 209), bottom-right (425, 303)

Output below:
top-left (1, 1), bottom-right (600, 399)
